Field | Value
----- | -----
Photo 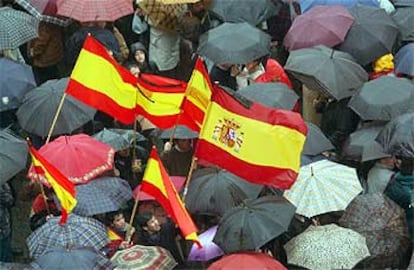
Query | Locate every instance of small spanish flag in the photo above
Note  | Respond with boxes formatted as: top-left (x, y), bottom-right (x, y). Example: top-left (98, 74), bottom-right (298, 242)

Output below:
top-left (107, 227), bottom-right (123, 241)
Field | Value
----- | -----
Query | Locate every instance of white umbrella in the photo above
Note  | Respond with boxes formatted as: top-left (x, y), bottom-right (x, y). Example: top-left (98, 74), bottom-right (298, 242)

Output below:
top-left (283, 159), bottom-right (363, 218)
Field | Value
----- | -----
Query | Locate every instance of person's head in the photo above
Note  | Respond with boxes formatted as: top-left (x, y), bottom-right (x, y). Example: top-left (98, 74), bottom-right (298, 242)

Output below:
top-left (106, 210), bottom-right (126, 230)
top-left (174, 138), bottom-right (192, 152)
top-left (377, 156), bottom-right (395, 169)
top-left (137, 211), bottom-right (161, 234)
top-left (130, 42), bottom-right (147, 64)
top-left (399, 157), bottom-right (414, 176)
top-left (125, 62), bottom-right (141, 77)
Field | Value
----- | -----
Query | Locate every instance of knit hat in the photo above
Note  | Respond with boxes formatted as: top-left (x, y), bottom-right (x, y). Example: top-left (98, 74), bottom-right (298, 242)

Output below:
top-left (130, 42), bottom-right (147, 55)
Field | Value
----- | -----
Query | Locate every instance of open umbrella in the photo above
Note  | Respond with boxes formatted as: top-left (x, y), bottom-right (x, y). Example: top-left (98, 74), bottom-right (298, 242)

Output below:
top-left (160, 125), bottom-right (198, 139)
top-left (111, 245), bottom-right (177, 270)
top-left (137, 0), bottom-right (186, 31)
top-left (185, 167), bottom-right (263, 216)
top-left (283, 5), bottom-right (354, 51)
top-left (285, 45), bottom-right (368, 100)
top-left (302, 121), bottom-right (334, 156)
top-left (392, 6), bottom-right (414, 42)
top-left (188, 225), bottom-right (224, 262)
top-left (0, 129), bottom-right (28, 184)
top-left (299, 0), bottom-right (379, 13)
top-left (16, 78), bottom-right (96, 138)
top-left (394, 42), bottom-right (414, 76)
top-left (27, 133), bottom-right (115, 185)
top-left (197, 22), bottom-right (271, 65)
top-left (339, 193), bottom-right (411, 269)
top-left (0, 58), bottom-right (36, 112)
top-left (338, 5), bottom-right (399, 65)
top-left (57, 0), bottom-right (134, 22)
top-left (27, 214), bottom-right (109, 259)
top-left (238, 82), bottom-right (299, 110)
top-left (394, 0), bottom-right (414, 6)
top-left (213, 196), bottom-right (296, 253)
top-left (0, 7), bottom-right (39, 50)
top-left (284, 224), bottom-right (370, 270)
top-left (283, 159), bottom-right (363, 218)
top-left (208, 252), bottom-right (286, 270)
top-left (93, 128), bottom-right (147, 151)
top-left (14, 0), bottom-right (71, 26)
top-left (348, 76), bottom-right (414, 121)
top-left (210, 0), bottom-right (281, 26)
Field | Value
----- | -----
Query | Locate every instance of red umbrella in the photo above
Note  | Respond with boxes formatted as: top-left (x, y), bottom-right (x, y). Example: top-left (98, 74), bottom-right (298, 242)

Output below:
top-left (28, 134), bottom-right (115, 185)
top-left (207, 252), bottom-right (286, 270)
top-left (56, 0), bottom-right (134, 22)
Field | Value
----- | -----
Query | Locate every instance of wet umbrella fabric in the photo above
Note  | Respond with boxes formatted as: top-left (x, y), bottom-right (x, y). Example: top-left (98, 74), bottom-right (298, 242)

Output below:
top-left (185, 167), bottom-right (263, 216)
top-left (338, 5), bottom-right (399, 65)
top-left (26, 214), bottom-right (109, 259)
top-left (0, 58), bottom-right (36, 112)
top-left (302, 121), bottom-right (334, 156)
top-left (348, 76), bottom-right (414, 121)
top-left (14, 0), bottom-right (71, 27)
top-left (207, 252), bottom-right (287, 270)
top-left (93, 128), bottom-right (147, 151)
top-left (197, 22), bottom-right (271, 65)
top-left (16, 78), bottom-right (96, 137)
top-left (285, 45), bottom-right (368, 100)
top-left (284, 224), bottom-right (370, 270)
top-left (394, 42), bottom-right (414, 76)
top-left (160, 125), bottom-right (198, 139)
top-left (299, 0), bottom-right (379, 13)
top-left (284, 5), bottom-right (354, 51)
top-left (238, 82), bottom-right (299, 110)
top-left (0, 129), bottom-right (28, 184)
top-left (213, 196), bottom-right (296, 253)
top-left (392, 6), bottom-right (414, 42)
top-left (188, 226), bottom-right (224, 262)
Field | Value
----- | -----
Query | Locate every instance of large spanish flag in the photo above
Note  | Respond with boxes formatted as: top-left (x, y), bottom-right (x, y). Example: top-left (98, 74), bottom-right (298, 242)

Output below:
top-left (195, 86), bottom-right (308, 189)
top-left (141, 147), bottom-right (201, 248)
top-left (179, 57), bottom-right (213, 131)
top-left (28, 142), bottom-right (77, 225)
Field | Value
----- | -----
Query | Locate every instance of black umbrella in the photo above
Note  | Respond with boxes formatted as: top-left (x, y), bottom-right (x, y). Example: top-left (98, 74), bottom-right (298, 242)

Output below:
top-left (392, 6), bottom-right (414, 42)
top-left (0, 129), bottom-right (28, 184)
top-left (338, 5), bottom-right (399, 65)
top-left (394, 0), bottom-right (414, 6)
top-left (213, 195), bottom-right (296, 253)
top-left (197, 22), bottom-right (271, 65)
top-left (348, 76), bottom-right (414, 121)
top-left (285, 45), bottom-right (368, 100)
top-left (160, 125), bottom-right (198, 139)
top-left (210, 0), bottom-right (281, 26)
top-left (184, 167), bottom-right (263, 216)
top-left (376, 112), bottom-right (414, 158)
top-left (394, 43), bottom-right (414, 76)
top-left (238, 82), bottom-right (299, 110)
top-left (302, 122), bottom-right (334, 156)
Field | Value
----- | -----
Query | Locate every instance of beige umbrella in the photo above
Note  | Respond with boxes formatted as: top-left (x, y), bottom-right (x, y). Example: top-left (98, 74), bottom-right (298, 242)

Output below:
top-left (158, 0), bottom-right (199, 4)
top-left (136, 0), bottom-right (186, 31)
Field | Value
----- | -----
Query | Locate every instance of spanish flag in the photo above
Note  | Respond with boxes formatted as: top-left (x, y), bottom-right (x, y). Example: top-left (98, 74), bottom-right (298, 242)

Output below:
top-left (107, 227), bottom-right (123, 241)
top-left (141, 147), bottom-right (201, 248)
top-left (195, 86), bottom-right (308, 189)
top-left (28, 142), bottom-right (77, 225)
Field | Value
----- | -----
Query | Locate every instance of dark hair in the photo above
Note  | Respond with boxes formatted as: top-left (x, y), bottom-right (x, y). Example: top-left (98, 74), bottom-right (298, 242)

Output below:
top-left (400, 157), bottom-right (414, 176)
top-left (136, 211), bottom-right (153, 228)
top-left (105, 210), bottom-right (124, 226)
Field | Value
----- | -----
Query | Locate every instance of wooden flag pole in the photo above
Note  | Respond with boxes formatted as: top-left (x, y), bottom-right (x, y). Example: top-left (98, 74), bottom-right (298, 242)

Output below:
top-left (126, 188), bottom-right (140, 243)
top-left (45, 93), bottom-right (68, 144)
top-left (181, 156), bottom-right (197, 202)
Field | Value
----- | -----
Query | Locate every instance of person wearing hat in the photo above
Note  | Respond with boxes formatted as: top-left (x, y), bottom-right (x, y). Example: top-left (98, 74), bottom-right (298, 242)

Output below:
top-left (129, 41), bottom-right (156, 74)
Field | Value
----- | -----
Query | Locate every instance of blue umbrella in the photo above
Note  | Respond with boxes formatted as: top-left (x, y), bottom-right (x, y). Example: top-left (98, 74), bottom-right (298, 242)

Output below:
top-left (395, 43), bottom-right (414, 76)
top-left (299, 0), bottom-right (379, 13)
top-left (0, 58), bottom-right (36, 112)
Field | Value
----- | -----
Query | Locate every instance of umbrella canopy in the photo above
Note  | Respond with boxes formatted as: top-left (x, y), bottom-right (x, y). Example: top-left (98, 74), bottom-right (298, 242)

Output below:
top-left (299, 0), bottom-right (379, 13)
top-left (207, 252), bottom-right (286, 270)
top-left (284, 5), bottom-right (354, 51)
top-left (348, 76), bottom-right (414, 121)
top-left (27, 214), bottom-right (109, 259)
top-left (284, 224), bottom-right (370, 270)
top-left (283, 159), bottom-right (363, 218)
top-left (27, 134), bottom-right (115, 185)
top-left (188, 225), bottom-right (224, 262)
top-left (137, 0), bottom-right (186, 31)
top-left (338, 5), bottom-right (399, 65)
top-left (93, 128), bottom-right (147, 151)
top-left (158, 0), bottom-right (199, 3)
top-left (392, 6), bottom-right (414, 42)
top-left (394, 0), bottom-right (414, 6)
top-left (160, 125), bottom-right (198, 139)
top-left (14, 0), bottom-right (71, 26)
top-left (238, 82), bottom-right (299, 110)
top-left (31, 246), bottom-right (114, 270)
top-left (185, 167), bottom-right (263, 216)
top-left (210, 0), bottom-right (281, 26)
top-left (197, 22), bottom-right (271, 65)
top-left (16, 78), bottom-right (96, 137)
top-left (339, 193), bottom-right (411, 269)
top-left (213, 195), bottom-right (296, 253)
top-left (0, 58), bottom-right (36, 112)
top-left (134, 176), bottom-right (185, 201)
top-left (56, 0), bottom-right (134, 22)
top-left (375, 112), bottom-right (414, 157)
top-left (55, 176), bottom-right (132, 217)
top-left (302, 121), bottom-right (334, 156)
top-left (111, 244), bottom-right (177, 270)
top-left (285, 45), bottom-right (368, 100)
top-left (0, 129), bottom-right (28, 184)
top-left (394, 42), bottom-right (414, 76)
top-left (0, 7), bottom-right (39, 50)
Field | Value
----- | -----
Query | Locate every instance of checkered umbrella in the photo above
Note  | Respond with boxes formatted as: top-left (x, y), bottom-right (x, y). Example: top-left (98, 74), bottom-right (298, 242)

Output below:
top-left (14, 0), bottom-right (71, 27)
top-left (55, 176), bottom-right (133, 216)
top-left (137, 0), bottom-right (186, 31)
top-left (26, 214), bottom-right (109, 259)
top-left (111, 245), bottom-right (177, 270)
top-left (339, 193), bottom-right (411, 269)
top-left (283, 159), bottom-right (363, 218)
top-left (0, 7), bottom-right (39, 50)
top-left (56, 0), bottom-right (134, 22)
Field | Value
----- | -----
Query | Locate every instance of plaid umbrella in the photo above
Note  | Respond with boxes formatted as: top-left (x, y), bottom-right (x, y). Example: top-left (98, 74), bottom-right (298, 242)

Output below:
top-left (339, 193), bottom-right (411, 269)
top-left (395, 42), bottom-right (414, 76)
top-left (137, 0), bottom-right (186, 31)
top-left (284, 224), bottom-right (370, 270)
top-left (0, 129), bottom-right (28, 184)
top-left (14, 0), bottom-right (71, 27)
top-left (0, 7), bottom-right (39, 50)
top-left (93, 128), bottom-right (147, 151)
top-left (283, 159), bottom-right (363, 218)
top-left (54, 176), bottom-right (132, 216)
top-left (111, 245), bottom-right (177, 270)
top-left (26, 214), bottom-right (109, 259)
top-left (57, 0), bottom-right (134, 22)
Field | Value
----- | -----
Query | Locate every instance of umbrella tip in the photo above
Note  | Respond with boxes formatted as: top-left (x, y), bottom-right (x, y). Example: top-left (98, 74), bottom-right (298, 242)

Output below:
top-left (311, 166), bottom-right (314, 177)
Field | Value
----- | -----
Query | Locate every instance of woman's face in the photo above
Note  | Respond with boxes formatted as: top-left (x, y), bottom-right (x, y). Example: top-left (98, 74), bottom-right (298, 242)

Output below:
top-left (134, 50), bottom-right (146, 64)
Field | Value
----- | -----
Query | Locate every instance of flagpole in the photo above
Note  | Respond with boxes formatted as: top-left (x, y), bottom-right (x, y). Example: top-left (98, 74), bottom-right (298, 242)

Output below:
top-left (46, 93), bottom-right (68, 144)
top-left (181, 156), bottom-right (197, 202)
top-left (126, 189), bottom-right (140, 243)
